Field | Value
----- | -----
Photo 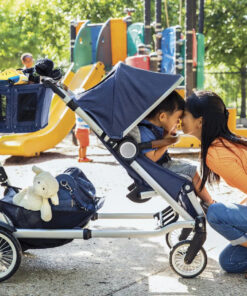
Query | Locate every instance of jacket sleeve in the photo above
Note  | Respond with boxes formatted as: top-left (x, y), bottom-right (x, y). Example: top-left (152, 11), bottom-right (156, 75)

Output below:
top-left (206, 147), bottom-right (247, 194)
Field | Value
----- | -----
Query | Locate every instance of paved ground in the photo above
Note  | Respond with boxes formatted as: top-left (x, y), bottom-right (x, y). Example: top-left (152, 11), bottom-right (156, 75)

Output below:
top-left (0, 134), bottom-right (246, 296)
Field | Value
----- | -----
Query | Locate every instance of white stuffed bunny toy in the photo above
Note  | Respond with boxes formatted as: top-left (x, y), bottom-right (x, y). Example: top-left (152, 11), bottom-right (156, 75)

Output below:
top-left (13, 166), bottom-right (59, 222)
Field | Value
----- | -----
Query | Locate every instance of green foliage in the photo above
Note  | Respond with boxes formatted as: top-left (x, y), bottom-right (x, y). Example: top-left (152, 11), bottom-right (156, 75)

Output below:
top-left (0, 0), bottom-right (70, 70)
top-left (0, 0), bottom-right (185, 71)
top-left (204, 65), bottom-right (240, 107)
top-left (60, 0), bottom-right (144, 23)
top-left (204, 0), bottom-right (247, 70)
top-left (0, 0), bottom-right (145, 70)
top-left (204, 0), bottom-right (247, 116)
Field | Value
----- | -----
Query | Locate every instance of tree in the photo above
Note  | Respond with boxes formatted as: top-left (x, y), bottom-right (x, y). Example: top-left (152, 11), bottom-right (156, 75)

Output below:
top-left (0, 0), bottom-right (70, 69)
top-left (0, 0), bottom-right (184, 71)
top-left (0, 0), bottom-right (145, 70)
top-left (204, 0), bottom-right (247, 117)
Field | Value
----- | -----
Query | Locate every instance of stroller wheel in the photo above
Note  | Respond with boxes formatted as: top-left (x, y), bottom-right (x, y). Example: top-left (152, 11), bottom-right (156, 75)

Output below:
top-left (0, 230), bottom-right (22, 282)
top-left (169, 240), bottom-right (207, 278)
top-left (166, 228), bottom-right (193, 249)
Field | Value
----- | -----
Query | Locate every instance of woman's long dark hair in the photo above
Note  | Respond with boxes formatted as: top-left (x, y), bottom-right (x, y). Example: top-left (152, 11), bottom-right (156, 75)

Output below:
top-left (186, 91), bottom-right (247, 191)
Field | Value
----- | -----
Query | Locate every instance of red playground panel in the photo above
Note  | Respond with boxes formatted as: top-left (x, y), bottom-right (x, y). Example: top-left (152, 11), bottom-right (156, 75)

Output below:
top-left (125, 55), bottom-right (150, 70)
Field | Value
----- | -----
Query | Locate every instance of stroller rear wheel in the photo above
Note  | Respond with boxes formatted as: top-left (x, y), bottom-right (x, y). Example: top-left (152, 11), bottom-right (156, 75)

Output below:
top-left (169, 240), bottom-right (207, 278)
top-left (0, 230), bottom-right (22, 282)
top-left (166, 228), bottom-right (193, 249)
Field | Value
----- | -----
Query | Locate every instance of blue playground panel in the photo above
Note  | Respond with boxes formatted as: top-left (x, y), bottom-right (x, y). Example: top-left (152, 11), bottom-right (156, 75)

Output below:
top-left (161, 27), bottom-right (176, 74)
top-left (90, 24), bottom-right (103, 63)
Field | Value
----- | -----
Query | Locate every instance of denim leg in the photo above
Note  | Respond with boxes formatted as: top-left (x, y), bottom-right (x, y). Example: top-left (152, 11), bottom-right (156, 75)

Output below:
top-left (219, 244), bottom-right (247, 273)
top-left (207, 203), bottom-right (247, 245)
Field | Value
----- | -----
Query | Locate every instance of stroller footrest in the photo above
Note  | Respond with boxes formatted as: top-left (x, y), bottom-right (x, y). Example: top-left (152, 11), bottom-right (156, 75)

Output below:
top-left (140, 191), bottom-right (157, 199)
top-left (154, 206), bottom-right (179, 228)
top-left (127, 183), bottom-right (136, 191)
top-left (126, 187), bottom-right (152, 203)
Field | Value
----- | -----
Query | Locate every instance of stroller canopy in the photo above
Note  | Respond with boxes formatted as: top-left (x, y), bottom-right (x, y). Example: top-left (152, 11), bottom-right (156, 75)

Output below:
top-left (76, 62), bottom-right (183, 139)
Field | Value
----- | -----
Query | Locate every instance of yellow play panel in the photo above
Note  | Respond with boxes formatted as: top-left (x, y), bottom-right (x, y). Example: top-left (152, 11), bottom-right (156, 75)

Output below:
top-left (111, 19), bottom-right (127, 66)
top-left (227, 108), bottom-right (247, 137)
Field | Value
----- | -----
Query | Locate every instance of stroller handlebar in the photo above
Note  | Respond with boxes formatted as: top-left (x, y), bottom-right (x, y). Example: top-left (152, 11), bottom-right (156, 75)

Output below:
top-left (42, 78), bottom-right (66, 99)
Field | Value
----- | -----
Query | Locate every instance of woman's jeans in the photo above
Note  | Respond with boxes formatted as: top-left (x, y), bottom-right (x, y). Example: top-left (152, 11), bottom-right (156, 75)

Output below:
top-left (207, 202), bottom-right (247, 273)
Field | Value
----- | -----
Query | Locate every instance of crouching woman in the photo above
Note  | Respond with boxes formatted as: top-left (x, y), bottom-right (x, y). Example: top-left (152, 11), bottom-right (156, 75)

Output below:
top-left (182, 90), bottom-right (247, 274)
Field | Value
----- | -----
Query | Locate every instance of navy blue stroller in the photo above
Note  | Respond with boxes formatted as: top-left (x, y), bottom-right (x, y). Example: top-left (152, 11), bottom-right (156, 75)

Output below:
top-left (0, 63), bottom-right (207, 281)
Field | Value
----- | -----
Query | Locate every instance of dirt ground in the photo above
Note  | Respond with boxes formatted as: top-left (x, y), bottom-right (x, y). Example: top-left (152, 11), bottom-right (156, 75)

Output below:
top-left (0, 134), bottom-right (246, 296)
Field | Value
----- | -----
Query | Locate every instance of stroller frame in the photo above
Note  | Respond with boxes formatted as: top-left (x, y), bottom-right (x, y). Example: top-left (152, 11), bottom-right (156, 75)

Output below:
top-left (0, 75), bottom-right (207, 282)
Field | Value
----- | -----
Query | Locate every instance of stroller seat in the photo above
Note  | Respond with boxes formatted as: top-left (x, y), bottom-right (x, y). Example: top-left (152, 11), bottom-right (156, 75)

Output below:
top-left (70, 63), bottom-right (202, 221)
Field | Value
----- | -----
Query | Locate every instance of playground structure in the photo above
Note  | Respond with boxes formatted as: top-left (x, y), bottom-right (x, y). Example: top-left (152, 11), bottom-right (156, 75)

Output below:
top-left (0, 0), bottom-right (245, 156)
top-left (69, 3), bottom-right (246, 149)
top-left (68, 1), bottom-right (206, 148)
top-left (70, 15), bottom-right (204, 86)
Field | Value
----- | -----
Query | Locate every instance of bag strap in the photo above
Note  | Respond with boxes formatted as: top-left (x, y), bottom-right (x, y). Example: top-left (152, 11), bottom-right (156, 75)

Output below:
top-left (59, 179), bottom-right (93, 212)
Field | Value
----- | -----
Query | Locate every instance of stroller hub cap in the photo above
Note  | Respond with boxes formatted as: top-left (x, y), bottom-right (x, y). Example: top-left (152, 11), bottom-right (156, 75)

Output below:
top-left (119, 141), bottom-right (137, 159)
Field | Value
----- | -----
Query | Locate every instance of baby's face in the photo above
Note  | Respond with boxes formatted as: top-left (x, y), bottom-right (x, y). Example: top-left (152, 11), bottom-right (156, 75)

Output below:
top-left (160, 110), bottom-right (183, 134)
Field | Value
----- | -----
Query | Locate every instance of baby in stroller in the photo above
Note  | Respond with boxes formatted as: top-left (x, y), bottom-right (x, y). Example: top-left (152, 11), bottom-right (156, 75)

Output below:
top-left (128, 90), bottom-right (214, 206)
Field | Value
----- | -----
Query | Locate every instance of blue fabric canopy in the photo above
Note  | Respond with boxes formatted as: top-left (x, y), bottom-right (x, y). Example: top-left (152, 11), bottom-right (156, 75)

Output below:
top-left (76, 62), bottom-right (183, 139)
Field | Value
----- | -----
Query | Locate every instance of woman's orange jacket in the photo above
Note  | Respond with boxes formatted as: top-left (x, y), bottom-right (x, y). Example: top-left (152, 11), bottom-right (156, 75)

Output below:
top-left (207, 138), bottom-right (247, 194)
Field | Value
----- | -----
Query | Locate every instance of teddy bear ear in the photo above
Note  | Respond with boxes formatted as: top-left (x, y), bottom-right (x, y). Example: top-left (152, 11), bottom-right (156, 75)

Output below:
top-left (32, 165), bottom-right (44, 175)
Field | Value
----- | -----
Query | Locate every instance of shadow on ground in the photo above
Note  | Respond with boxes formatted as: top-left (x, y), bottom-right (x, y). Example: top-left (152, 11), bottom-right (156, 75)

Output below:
top-left (1, 224), bottom-right (244, 296)
top-left (3, 152), bottom-right (118, 167)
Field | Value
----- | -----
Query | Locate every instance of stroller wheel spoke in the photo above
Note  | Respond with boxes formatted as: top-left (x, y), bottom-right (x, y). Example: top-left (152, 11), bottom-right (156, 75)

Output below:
top-left (0, 231), bottom-right (21, 282)
top-left (166, 228), bottom-right (194, 249)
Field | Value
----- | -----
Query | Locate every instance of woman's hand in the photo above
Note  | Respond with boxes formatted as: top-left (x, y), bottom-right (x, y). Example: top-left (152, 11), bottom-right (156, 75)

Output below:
top-left (240, 197), bottom-right (247, 205)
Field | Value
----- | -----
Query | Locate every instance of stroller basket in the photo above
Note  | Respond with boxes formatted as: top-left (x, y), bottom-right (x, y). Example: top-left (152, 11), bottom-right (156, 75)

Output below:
top-left (0, 83), bottom-right (52, 133)
top-left (0, 188), bottom-right (94, 229)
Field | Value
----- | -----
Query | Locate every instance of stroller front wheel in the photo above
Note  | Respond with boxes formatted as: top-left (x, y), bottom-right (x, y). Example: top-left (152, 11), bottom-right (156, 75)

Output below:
top-left (0, 230), bottom-right (22, 282)
top-left (169, 240), bottom-right (207, 278)
top-left (166, 228), bottom-right (193, 249)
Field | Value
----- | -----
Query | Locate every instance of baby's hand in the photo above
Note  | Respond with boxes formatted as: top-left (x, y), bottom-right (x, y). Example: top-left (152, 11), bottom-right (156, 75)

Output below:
top-left (170, 126), bottom-right (178, 136)
top-left (163, 133), bottom-right (180, 145)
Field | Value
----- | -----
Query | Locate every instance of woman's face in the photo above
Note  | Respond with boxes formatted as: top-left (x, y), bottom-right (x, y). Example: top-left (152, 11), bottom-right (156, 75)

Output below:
top-left (181, 110), bottom-right (202, 139)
